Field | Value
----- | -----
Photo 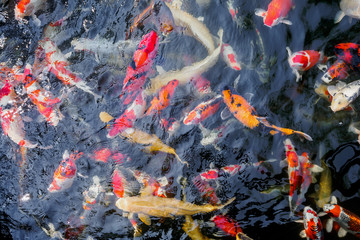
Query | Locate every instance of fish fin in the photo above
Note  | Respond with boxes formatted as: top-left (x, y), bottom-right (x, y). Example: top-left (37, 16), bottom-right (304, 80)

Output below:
top-left (156, 65), bottom-right (166, 75)
top-left (310, 164), bottom-right (323, 173)
top-left (99, 111), bottom-right (114, 123)
top-left (280, 159), bottom-right (288, 168)
top-left (138, 214), bottom-right (151, 225)
top-left (140, 186), bottom-right (153, 197)
top-left (311, 175), bottom-right (317, 183)
top-left (317, 64), bottom-right (328, 72)
top-left (326, 218), bottom-right (333, 233)
top-left (254, 8), bottom-right (266, 17)
top-left (213, 230), bottom-right (228, 237)
top-left (299, 230), bottom-right (306, 238)
top-left (338, 227), bottom-right (348, 237)
top-left (294, 219), bottom-right (303, 223)
top-left (280, 19), bottom-right (292, 25)
top-left (220, 107), bottom-right (232, 120)
top-left (317, 211), bottom-right (327, 217)
top-left (294, 70), bottom-right (302, 82)
top-left (286, 47), bottom-right (292, 57)
top-left (244, 92), bottom-right (254, 102)
top-left (330, 195), bottom-right (337, 204)
top-left (63, 150), bottom-right (70, 159)
top-left (294, 131), bottom-right (313, 141)
top-left (334, 11), bottom-right (345, 23)
top-left (31, 15), bottom-right (41, 27)
top-left (327, 85), bottom-right (338, 97)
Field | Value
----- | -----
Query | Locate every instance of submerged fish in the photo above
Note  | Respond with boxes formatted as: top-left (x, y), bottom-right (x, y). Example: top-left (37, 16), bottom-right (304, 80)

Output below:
top-left (146, 79), bottom-right (178, 116)
top-left (255, 0), bottom-right (293, 27)
top-left (321, 59), bottom-right (350, 83)
top-left (222, 86), bottom-right (312, 141)
top-left (334, 0), bottom-right (360, 23)
top-left (183, 95), bottom-right (222, 125)
top-left (48, 151), bottom-right (83, 193)
top-left (300, 206), bottom-right (323, 240)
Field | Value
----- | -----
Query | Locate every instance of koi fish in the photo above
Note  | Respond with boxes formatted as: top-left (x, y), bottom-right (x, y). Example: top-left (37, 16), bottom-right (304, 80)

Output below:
top-left (120, 31), bottom-right (158, 106)
top-left (255, 0), bottom-right (293, 27)
top-left (190, 75), bottom-right (212, 95)
top-left (323, 196), bottom-right (360, 238)
top-left (334, 43), bottom-right (360, 68)
top-left (211, 215), bottom-right (243, 237)
top-left (335, 0), bottom-right (360, 23)
top-left (23, 64), bottom-right (63, 126)
top-left (15, 0), bottom-right (45, 25)
top-left (221, 43), bottom-right (241, 71)
top-left (327, 80), bottom-right (360, 112)
top-left (38, 38), bottom-right (99, 98)
top-left (132, 170), bottom-right (167, 198)
top-left (192, 175), bottom-right (221, 205)
top-left (286, 47), bottom-right (327, 82)
top-left (146, 79), bottom-right (178, 116)
top-left (90, 148), bottom-right (129, 164)
top-left (112, 168), bottom-right (127, 198)
top-left (311, 159), bottom-right (332, 208)
top-left (159, 117), bottom-right (180, 134)
top-left (321, 59), bottom-right (350, 83)
top-left (222, 86), bottom-right (312, 141)
top-left (183, 95), bottom-right (222, 125)
top-left (115, 192), bottom-right (235, 224)
top-left (300, 206), bottom-right (323, 240)
top-left (183, 215), bottom-right (210, 240)
top-left (82, 176), bottom-right (104, 210)
top-left (48, 151), bottom-right (83, 193)
top-left (112, 167), bottom-right (140, 198)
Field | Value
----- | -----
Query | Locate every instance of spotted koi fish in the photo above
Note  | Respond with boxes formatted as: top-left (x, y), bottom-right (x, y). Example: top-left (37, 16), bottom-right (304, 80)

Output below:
top-left (322, 59), bottom-right (350, 83)
top-left (222, 86), bottom-right (312, 141)
top-left (48, 151), bottom-right (83, 193)
top-left (255, 0), bottom-right (293, 27)
top-left (323, 197), bottom-right (360, 238)
top-left (146, 79), bottom-right (178, 116)
top-left (38, 38), bottom-right (99, 98)
top-left (183, 95), bottom-right (222, 125)
top-left (211, 214), bottom-right (243, 237)
top-left (300, 206), bottom-right (323, 240)
top-left (286, 47), bottom-right (327, 82)
top-left (120, 31), bottom-right (158, 106)
top-left (222, 43), bottom-right (241, 71)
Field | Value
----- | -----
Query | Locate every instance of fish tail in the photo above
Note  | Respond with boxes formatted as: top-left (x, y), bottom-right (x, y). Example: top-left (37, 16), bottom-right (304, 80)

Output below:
top-left (175, 153), bottom-right (189, 167)
top-left (293, 130), bottom-right (313, 141)
top-left (218, 197), bottom-right (236, 209)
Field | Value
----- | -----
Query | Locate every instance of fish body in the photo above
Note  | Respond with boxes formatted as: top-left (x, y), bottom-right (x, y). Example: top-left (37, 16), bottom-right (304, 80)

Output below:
top-left (255, 0), bottom-right (293, 27)
top-left (328, 80), bottom-right (360, 112)
top-left (48, 151), bottom-right (83, 193)
top-left (183, 95), bottom-right (222, 125)
top-left (302, 206), bottom-right (323, 240)
top-left (211, 214), bottom-right (243, 237)
top-left (15, 0), bottom-right (45, 22)
top-left (190, 75), bottom-right (212, 95)
top-left (221, 43), bottom-right (241, 71)
top-left (183, 215), bottom-right (210, 240)
top-left (322, 59), bottom-right (350, 83)
top-left (193, 175), bottom-right (221, 205)
top-left (323, 202), bottom-right (360, 237)
top-left (133, 170), bottom-right (167, 198)
top-left (112, 168), bottom-right (127, 198)
top-left (335, 0), bottom-right (360, 23)
top-left (146, 79), bottom-right (178, 116)
top-left (286, 47), bottom-right (326, 81)
top-left (284, 138), bottom-right (302, 212)
top-left (116, 195), bottom-right (234, 218)
top-left (334, 43), bottom-right (360, 68)
top-left (121, 31), bottom-right (158, 105)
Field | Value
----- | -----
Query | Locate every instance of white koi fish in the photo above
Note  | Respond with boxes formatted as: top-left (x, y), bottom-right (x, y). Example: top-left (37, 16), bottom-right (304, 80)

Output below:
top-left (327, 80), bottom-right (360, 112)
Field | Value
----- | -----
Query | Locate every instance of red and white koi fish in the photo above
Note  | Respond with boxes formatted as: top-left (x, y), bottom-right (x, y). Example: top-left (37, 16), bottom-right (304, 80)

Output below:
top-left (132, 170), bottom-right (167, 198)
top-left (120, 31), bottom-right (158, 106)
top-left (108, 91), bottom-right (146, 138)
top-left (227, 0), bottom-right (239, 22)
top-left (192, 175), bottom-right (221, 205)
top-left (48, 151), bottom-right (83, 193)
top-left (38, 38), bottom-right (99, 98)
top-left (183, 95), bottom-right (222, 125)
top-left (255, 0), bottom-right (293, 27)
top-left (112, 167), bottom-right (140, 198)
top-left (146, 79), bottom-right (178, 116)
top-left (211, 214), bottom-right (243, 237)
top-left (222, 86), bottom-right (312, 141)
top-left (322, 59), bottom-right (350, 83)
top-left (300, 206), bottom-right (323, 240)
top-left (112, 168), bottom-right (127, 198)
top-left (286, 47), bottom-right (327, 82)
top-left (221, 43), bottom-right (241, 71)
top-left (15, 0), bottom-right (45, 24)
top-left (283, 138), bottom-right (302, 213)
top-left (323, 196), bottom-right (360, 238)
top-left (22, 64), bottom-right (63, 126)
top-left (190, 75), bottom-right (212, 95)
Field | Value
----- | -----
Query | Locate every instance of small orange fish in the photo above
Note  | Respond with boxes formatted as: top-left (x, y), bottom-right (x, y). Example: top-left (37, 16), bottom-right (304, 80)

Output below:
top-left (48, 151), bottom-right (83, 193)
top-left (146, 79), bottom-right (178, 116)
top-left (183, 95), bottom-right (222, 125)
top-left (222, 86), bottom-right (312, 141)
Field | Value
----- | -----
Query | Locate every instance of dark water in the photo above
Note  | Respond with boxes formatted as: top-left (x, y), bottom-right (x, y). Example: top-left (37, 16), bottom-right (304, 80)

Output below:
top-left (1, 0), bottom-right (360, 239)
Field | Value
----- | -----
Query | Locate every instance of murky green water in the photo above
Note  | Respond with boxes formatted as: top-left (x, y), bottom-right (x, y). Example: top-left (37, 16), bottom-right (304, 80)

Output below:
top-left (1, 0), bottom-right (360, 239)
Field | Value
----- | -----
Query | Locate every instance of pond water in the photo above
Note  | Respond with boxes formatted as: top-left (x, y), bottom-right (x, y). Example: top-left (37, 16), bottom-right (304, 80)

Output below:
top-left (1, 0), bottom-right (360, 239)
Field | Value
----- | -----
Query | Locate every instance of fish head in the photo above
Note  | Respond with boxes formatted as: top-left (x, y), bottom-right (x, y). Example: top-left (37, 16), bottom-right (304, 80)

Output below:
top-left (115, 198), bottom-right (127, 210)
top-left (303, 206), bottom-right (322, 239)
top-left (330, 93), bottom-right (349, 112)
top-left (59, 158), bottom-right (77, 178)
top-left (323, 204), bottom-right (341, 218)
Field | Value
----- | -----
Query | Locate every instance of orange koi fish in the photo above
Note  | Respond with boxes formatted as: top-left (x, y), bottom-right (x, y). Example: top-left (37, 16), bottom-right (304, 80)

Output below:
top-left (286, 47), bottom-right (327, 82)
top-left (22, 65), bottom-right (63, 126)
top-left (301, 206), bottom-right (323, 240)
top-left (38, 38), bottom-right (99, 98)
top-left (48, 151), bottom-right (83, 193)
top-left (120, 31), bottom-right (158, 106)
top-left (183, 95), bottom-right (222, 125)
top-left (222, 86), bottom-right (312, 140)
top-left (324, 197), bottom-right (360, 238)
top-left (146, 79), bottom-right (178, 116)
top-left (211, 214), bottom-right (243, 237)
top-left (322, 59), bottom-right (350, 83)
top-left (255, 0), bottom-right (293, 27)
